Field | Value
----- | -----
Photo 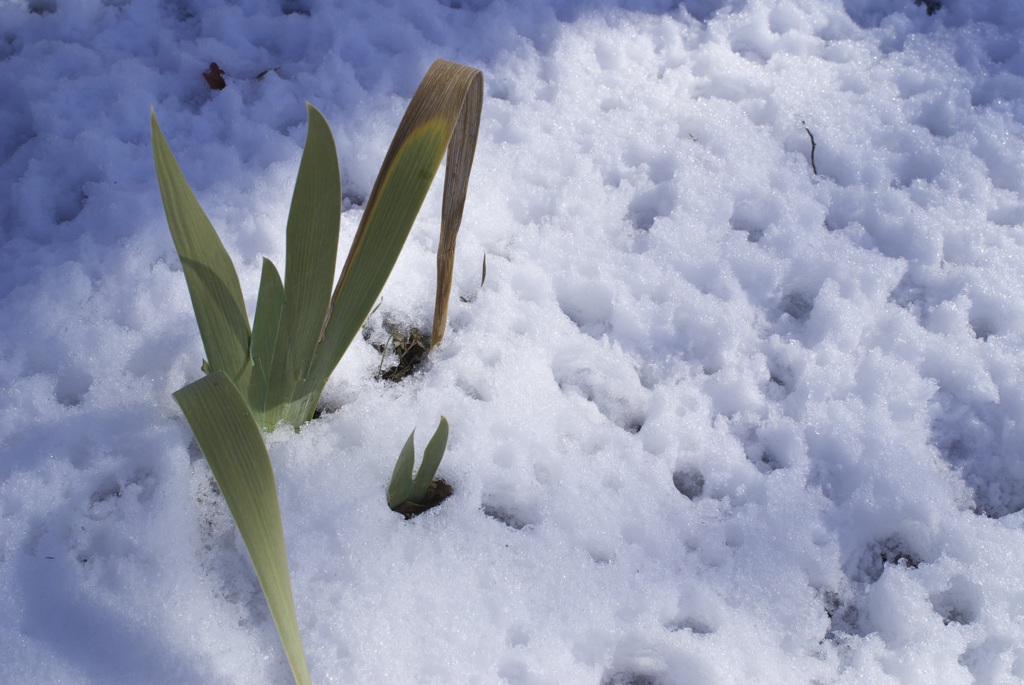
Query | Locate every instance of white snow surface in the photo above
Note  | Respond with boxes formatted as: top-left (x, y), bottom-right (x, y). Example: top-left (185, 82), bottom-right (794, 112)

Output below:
top-left (2, 0), bottom-right (1024, 683)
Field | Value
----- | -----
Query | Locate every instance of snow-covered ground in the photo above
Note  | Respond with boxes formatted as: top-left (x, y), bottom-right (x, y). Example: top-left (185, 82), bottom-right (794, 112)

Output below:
top-left (2, 0), bottom-right (1024, 682)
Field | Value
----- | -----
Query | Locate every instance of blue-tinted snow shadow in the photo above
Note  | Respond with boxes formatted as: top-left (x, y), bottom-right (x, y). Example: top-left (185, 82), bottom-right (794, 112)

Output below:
top-left (13, 552), bottom-right (225, 684)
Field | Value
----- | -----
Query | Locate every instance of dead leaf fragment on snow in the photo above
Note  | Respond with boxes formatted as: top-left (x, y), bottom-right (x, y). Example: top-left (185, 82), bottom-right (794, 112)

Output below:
top-left (203, 63), bottom-right (226, 90)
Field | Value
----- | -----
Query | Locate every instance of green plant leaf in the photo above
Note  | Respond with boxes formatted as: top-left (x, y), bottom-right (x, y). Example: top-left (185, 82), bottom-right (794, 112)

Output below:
top-left (299, 60), bottom-right (484, 421)
top-left (306, 119), bottom-right (447, 399)
top-left (410, 416), bottom-right (449, 503)
top-left (174, 372), bottom-right (311, 685)
top-left (249, 257), bottom-right (285, 419)
top-left (263, 105), bottom-right (341, 423)
top-left (151, 111), bottom-right (252, 384)
top-left (387, 429), bottom-right (416, 510)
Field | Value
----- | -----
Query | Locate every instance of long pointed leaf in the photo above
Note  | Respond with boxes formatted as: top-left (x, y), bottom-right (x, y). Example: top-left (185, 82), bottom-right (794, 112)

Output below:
top-left (432, 65), bottom-right (482, 347)
top-left (151, 111), bottom-right (252, 383)
top-left (267, 105), bottom-right (341, 410)
top-left (300, 60), bottom-right (483, 420)
top-left (410, 416), bottom-right (449, 503)
top-left (387, 429), bottom-right (417, 510)
top-left (174, 372), bottom-right (311, 685)
top-left (322, 117), bottom-right (448, 347)
top-left (249, 257), bottom-right (285, 421)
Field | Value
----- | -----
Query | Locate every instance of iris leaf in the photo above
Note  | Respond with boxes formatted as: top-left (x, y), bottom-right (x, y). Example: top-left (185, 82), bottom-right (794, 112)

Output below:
top-left (174, 372), bottom-right (311, 685)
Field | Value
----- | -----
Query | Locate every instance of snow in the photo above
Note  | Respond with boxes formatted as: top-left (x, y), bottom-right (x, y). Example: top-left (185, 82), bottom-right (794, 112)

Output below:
top-left (2, 0), bottom-right (1024, 682)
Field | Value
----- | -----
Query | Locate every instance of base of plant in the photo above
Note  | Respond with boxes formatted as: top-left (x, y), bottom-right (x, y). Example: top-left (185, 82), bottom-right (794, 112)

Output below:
top-left (392, 478), bottom-right (454, 519)
top-left (376, 326), bottom-right (429, 382)
top-left (310, 402), bottom-right (339, 422)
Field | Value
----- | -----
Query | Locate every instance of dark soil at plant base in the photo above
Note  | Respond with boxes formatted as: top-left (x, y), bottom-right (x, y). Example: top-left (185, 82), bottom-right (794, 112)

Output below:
top-left (393, 479), bottom-right (454, 519)
top-left (378, 327), bottom-right (429, 382)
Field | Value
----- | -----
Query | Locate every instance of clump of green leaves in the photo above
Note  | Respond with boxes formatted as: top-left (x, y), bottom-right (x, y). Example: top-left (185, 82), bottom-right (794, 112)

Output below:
top-left (154, 59), bottom-right (482, 431)
top-left (153, 59), bottom-right (482, 685)
top-left (387, 416), bottom-right (452, 516)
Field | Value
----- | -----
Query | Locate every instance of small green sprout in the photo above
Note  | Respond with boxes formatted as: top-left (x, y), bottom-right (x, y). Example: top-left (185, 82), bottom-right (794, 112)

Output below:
top-left (387, 416), bottom-right (451, 515)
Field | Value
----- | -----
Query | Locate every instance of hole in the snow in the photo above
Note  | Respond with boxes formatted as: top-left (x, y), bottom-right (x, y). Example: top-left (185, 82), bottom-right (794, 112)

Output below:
top-left (780, 292), bottom-right (814, 321)
top-left (56, 370), bottom-right (92, 407)
top-left (823, 590), bottom-right (864, 639)
top-left (482, 501), bottom-right (533, 530)
top-left (930, 577), bottom-right (981, 625)
top-left (672, 468), bottom-right (705, 500)
top-left (969, 317), bottom-right (995, 341)
top-left (280, 0), bottom-right (310, 15)
top-left (601, 671), bottom-right (662, 685)
top-left (627, 184), bottom-right (675, 231)
top-left (750, 450), bottom-right (783, 473)
top-left (854, 535), bottom-right (923, 583)
top-left (666, 617), bottom-right (715, 634)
